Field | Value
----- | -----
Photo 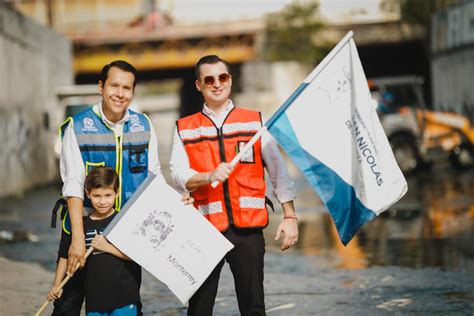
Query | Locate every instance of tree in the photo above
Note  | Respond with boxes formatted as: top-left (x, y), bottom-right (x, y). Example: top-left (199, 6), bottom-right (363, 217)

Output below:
top-left (264, 0), bottom-right (328, 66)
top-left (380, 0), bottom-right (460, 26)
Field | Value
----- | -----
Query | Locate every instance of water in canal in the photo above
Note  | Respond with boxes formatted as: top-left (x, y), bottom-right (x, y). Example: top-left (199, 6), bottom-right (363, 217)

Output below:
top-left (0, 164), bottom-right (473, 272)
top-left (265, 163), bottom-right (474, 271)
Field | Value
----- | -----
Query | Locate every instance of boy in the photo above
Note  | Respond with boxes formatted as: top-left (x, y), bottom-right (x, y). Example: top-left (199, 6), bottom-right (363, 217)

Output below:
top-left (48, 166), bottom-right (140, 315)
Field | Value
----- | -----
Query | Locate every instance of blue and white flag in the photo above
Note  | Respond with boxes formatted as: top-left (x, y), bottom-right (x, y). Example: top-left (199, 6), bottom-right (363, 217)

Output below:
top-left (266, 32), bottom-right (407, 245)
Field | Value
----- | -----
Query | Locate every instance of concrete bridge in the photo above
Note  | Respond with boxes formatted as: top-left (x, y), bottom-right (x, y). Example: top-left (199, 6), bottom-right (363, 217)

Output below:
top-left (69, 18), bottom-right (429, 114)
top-left (68, 19), bottom-right (263, 116)
top-left (70, 18), bottom-right (426, 76)
top-left (72, 19), bottom-right (263, 76)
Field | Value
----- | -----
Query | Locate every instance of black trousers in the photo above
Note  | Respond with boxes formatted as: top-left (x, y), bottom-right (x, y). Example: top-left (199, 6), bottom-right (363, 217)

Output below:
top-left (188, 226), bottom-right (266, 316)
top-left (51, 264), bottom-right (143, 316)
top-left (51, 269), bottom-right (83, 316)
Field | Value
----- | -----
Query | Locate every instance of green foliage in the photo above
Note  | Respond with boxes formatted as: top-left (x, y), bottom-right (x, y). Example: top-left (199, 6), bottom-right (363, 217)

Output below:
top-left (400, 1), bottom-right (434, 24)
top-left (379, 0), bottom-right (458, 25)
top-left (264, 0), bottom-right (327, 66)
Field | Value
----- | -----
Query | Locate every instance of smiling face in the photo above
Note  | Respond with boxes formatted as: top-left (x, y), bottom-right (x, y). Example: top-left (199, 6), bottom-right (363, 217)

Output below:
top-left (98, 66), bottom-right (135, 123)
top-left (195, 61), bottom-right (232, 111)
top-left (87, 186), bottom-right (118, 218)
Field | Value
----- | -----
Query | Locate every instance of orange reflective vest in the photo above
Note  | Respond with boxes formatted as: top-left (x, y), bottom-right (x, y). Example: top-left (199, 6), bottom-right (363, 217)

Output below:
top-left (177, 107), bottom-right (268, 232)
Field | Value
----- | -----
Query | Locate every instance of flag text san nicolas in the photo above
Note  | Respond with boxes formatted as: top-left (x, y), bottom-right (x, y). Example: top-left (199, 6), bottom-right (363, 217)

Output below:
top-left (345, 109), bottom-right (383, 187)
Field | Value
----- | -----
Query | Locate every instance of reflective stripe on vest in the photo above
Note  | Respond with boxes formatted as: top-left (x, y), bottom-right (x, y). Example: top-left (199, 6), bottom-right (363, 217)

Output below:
top-left (177, 107), bottom-right (268, 231)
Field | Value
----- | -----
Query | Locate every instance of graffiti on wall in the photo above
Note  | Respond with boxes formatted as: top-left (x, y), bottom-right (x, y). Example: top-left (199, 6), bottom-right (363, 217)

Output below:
top-left (0, 109), bottom-right (50, 195)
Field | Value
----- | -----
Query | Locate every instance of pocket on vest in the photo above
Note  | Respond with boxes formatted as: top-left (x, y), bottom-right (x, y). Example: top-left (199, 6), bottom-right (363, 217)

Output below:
top-left (236, 175), bottom-right (265, 192)
top-left (129, 149), bottom-right (147, 173)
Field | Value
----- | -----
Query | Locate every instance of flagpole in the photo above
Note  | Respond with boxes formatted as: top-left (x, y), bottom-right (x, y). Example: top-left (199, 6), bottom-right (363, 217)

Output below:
top-left (211, 126), bottom-right (267, 187)
top-left (211, 31), bottom-right (354, 188)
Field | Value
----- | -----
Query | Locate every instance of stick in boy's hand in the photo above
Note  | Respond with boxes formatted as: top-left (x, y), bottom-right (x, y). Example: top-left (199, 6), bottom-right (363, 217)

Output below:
top-left (35, 247), bottom-right (94, 316)
top-left (47, 286), bottom-right (63, 301)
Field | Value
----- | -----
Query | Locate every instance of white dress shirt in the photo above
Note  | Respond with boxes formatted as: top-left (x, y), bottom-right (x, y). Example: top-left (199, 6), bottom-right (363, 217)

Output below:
top-left (170, 100), bottom-right (296, 203)
top-left (60, 102), bottom-right (163, 200)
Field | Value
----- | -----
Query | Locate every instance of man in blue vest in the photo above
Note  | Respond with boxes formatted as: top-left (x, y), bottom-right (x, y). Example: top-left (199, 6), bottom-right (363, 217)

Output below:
top-left (53, 60), bottom-right (165, 315)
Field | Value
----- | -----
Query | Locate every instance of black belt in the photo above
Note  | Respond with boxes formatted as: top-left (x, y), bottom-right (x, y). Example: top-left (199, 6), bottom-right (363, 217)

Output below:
top-left (265, 196), bottom-right (275, 212)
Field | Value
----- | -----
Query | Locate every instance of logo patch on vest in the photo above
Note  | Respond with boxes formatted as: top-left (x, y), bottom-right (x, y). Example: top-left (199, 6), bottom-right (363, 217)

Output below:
top-left (129, 114), bottom-right (145, 132)
top-left (81, 117), bottom-right (98, 132)
top-left (237, 141), bottom-right (255, 163)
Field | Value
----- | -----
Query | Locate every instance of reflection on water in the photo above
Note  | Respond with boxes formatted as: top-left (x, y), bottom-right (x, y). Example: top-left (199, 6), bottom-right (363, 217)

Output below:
top-left (267, 165), bottom-right (474, 271)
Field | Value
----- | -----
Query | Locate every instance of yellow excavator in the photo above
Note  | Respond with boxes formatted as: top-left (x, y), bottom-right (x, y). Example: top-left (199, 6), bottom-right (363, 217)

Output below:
top-left (369, 76), bottom-right (474, 175)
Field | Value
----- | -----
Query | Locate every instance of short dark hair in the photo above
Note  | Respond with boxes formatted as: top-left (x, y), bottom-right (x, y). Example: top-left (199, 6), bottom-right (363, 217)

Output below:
top-left (84, 166), bottom-right (119, 193)
top-left (100, 60), bottom-right (137, 88)
top-left (195, 55), bottom-right (230, 80)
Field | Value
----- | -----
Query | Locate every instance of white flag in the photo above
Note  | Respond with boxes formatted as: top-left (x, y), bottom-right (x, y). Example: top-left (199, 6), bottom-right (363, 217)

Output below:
top-left (103, 175), bottom-right (234, 304)
top-left (266, 31), bottom-right (408, 245)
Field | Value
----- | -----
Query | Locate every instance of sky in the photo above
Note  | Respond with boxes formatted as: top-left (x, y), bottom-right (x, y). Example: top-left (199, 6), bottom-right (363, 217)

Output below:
top-left (164, 0), bottom-right (387, 24)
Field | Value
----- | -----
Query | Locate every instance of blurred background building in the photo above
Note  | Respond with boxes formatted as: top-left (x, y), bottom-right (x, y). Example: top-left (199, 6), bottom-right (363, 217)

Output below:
top-left (1, 0), bottom-right (472, 196)
top-left (9, 0), bottom-right (467, 111)
top-left (1, 0), bottom-right (473, 287)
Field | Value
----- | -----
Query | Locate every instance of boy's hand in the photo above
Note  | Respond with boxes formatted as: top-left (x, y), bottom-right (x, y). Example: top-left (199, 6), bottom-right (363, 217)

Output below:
top-left (47, 286), bottom-right (63, 302)
top-left (91, 234), bottom-right (110, 253)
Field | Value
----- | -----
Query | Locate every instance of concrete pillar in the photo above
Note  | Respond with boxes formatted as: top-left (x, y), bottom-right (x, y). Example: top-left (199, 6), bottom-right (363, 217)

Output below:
top-left (0, 3), bottom-right (73, 197)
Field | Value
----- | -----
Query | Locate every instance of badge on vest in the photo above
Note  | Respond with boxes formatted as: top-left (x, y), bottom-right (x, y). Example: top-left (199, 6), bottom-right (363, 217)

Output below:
top-left (129, 114), bottom-right (145, 132)
top-left (81, 117), bottom-right (98, 132)
top-left (236, 141), bottom-right (255, 163)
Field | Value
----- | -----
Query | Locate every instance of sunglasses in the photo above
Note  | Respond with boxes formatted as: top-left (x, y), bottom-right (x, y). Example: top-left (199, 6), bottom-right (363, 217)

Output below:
top-left (202, 73), bottom-right (231, 86)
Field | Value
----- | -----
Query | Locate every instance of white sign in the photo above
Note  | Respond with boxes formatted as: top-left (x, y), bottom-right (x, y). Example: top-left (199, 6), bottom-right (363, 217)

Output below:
top-left (104, 175), bottom-right (234, 304)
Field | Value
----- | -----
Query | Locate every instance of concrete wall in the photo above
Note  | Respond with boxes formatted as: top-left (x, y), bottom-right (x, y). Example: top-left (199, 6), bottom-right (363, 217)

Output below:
top-left (237, 61), bottom-right (309, 179)
top-left (431, 49), bottom-right (474, 117)
top-left (238, 60), bottom-right (309, 119)
top-left (0, 4), bottom-right (73, 197)
top-left (431, 2), bottom-right (474, 118)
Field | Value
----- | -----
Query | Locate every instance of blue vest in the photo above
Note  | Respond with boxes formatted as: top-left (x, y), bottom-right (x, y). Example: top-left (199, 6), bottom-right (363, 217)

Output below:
top-left (60, 106), bottom-right (151, 233)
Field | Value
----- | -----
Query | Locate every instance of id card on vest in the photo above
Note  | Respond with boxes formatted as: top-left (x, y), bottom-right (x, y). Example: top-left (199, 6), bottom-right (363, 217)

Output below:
top-left (237, 141), bottom-right (255, 163)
